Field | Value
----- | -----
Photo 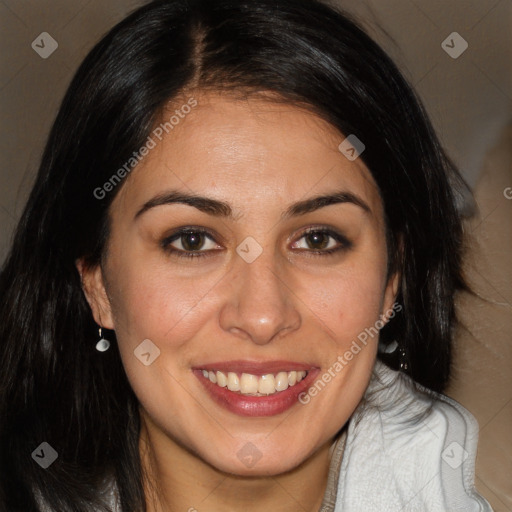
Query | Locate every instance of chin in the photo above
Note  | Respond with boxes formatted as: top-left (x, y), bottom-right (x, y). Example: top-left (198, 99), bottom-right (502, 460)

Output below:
top-left (201, 443), bottom-right (309, 478)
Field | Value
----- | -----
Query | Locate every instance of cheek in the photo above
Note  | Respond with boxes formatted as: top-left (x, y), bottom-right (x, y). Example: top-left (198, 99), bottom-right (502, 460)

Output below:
top-left (105, 263), bottom-right (221, 427)
top-left (105, 256), bottom-right (232, 412)
top-left (304, 261), bottom-right (388, 347)
top-left (109, 258), bottom-right (222, 346)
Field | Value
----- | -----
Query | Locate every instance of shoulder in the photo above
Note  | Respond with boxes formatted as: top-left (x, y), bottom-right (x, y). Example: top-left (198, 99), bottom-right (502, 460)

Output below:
top-left (334, 360), bottom-right (494, 512)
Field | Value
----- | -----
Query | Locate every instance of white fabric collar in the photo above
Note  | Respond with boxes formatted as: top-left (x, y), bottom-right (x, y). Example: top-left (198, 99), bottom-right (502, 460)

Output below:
top-left (332, 359), bottom-right (493, 511)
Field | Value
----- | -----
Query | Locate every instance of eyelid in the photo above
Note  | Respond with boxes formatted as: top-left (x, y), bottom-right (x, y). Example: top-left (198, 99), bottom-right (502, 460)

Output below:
top-left (161, 226), bottom-right (218, 244)
top-left (295, 225), bottom-right (345, 239)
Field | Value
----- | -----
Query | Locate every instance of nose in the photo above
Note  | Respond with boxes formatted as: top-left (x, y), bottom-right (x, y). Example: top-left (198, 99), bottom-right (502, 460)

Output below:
top-left (218, 253), bottom-right (301, 346)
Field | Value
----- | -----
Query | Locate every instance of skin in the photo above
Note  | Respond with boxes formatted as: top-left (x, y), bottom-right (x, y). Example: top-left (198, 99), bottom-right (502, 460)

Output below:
top-left (78, 92), bottom-right (399, 512)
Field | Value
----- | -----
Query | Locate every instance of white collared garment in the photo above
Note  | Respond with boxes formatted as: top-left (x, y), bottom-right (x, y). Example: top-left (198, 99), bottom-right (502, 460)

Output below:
top-left (322, 359), bottom-right (494, 512)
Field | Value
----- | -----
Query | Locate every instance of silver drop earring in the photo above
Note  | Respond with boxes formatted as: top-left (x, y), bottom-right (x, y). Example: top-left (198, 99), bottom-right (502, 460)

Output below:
top-left (95, 327), bottom-right (111, 352)
top-left (378, 340), bottom-right (408, 372)
top-left (399, 346), bottom-right (408, 371)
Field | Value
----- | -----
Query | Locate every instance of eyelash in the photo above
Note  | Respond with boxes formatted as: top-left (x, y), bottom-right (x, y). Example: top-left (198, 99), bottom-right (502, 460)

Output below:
top-left (160, 226), bottom-right (352, 259)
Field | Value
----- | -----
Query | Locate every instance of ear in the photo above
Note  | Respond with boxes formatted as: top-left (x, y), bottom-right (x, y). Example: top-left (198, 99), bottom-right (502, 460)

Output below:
top-left (75, 259), bottom-right (115, 330)
top-left (381, 232), bottom-right (403, 322)
top-left (382, 271), bottom-right (400, 320)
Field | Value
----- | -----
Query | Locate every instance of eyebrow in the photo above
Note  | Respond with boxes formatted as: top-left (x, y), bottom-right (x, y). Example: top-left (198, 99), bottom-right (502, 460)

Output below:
top-left (134, 189), bottom-right (371, 221)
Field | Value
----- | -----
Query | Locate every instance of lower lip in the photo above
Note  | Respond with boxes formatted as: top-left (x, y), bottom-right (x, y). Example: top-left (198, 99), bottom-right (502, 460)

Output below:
top-left (193, 369), bottom-right (320, 417)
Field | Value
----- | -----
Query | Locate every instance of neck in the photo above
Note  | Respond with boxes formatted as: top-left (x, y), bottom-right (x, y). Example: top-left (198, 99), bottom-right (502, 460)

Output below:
top-left (139, 414), bottom-right (339, 512)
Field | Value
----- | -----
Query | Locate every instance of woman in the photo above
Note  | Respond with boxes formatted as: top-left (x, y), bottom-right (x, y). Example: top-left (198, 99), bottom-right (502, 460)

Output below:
top-left (0, 0), bottom-right (494, 510)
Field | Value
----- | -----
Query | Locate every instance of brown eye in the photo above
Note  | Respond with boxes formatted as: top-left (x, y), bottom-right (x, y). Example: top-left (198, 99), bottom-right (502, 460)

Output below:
top-left (161, 228), bottom-right (221, 259)
top-left (304, 231), bottom-right (330, 250)
top-left (180, 231), bottom-right (206, 251)
top-left (291, 227), bottom-right (352, 255)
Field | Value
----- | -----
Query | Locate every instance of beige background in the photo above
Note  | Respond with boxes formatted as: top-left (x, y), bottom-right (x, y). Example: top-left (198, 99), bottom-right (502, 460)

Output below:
top-left (1, 0), bottom-right (511, 509)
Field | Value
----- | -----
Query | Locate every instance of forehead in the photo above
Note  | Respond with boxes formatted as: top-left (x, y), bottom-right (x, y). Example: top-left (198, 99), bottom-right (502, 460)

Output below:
top-left (113, 93), bottom-right (383, 221)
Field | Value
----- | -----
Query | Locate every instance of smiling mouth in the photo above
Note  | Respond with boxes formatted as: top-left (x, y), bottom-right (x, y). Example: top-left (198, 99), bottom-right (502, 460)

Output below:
top-left (193, 360), bottom-right (319, 417)
top-left (199, 369), bottom-right (308, 396)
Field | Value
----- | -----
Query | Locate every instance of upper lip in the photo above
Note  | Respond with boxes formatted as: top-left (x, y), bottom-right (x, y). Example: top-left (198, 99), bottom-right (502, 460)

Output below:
top-left (192, 360), bottom-right (317, 375)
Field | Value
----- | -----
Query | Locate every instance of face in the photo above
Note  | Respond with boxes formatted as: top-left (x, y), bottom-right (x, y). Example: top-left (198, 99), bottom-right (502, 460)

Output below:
top-left (80, 92), bottom-right (398, 476)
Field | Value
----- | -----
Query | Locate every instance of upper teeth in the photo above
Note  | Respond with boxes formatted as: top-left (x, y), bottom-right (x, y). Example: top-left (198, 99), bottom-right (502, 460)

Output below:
top-left (201, 370), bottom-right (307, 396)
